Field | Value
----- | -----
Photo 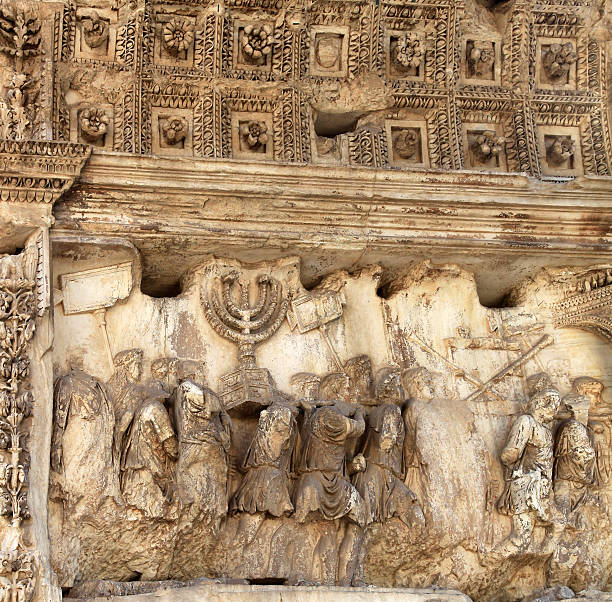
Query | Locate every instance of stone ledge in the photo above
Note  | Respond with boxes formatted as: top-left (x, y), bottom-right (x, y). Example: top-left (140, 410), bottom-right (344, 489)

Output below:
top-left (71, 583), bottom-right (472, 602)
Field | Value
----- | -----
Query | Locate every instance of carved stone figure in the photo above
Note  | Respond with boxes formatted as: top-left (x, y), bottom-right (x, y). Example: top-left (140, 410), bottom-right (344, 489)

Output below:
top-left (231, 404), bottom-right (295, 517)
top-left (345, 356), bottom-right (375, 405)
top-left (162, 17), bottom-right (194, 56)
top-left (573, 377), bottom-right (612, 490)
top-left (120, 386), bottom-right (178, 518)
top-left (553, 394), bottom-right (595, 524)
top-left (80, 11), bottom-right (109, 49)
top-left (401, 367), bottom-right (440, 506)
top-left (293, 397), bottom-right (366, 525)
top-left (175, 379), bottom-right (231, 532)
top-left (374, 367), bottom-right (404, 406)
top-left (393, 129), bottom-right (419, 161)
top-left (470, 131), bottom-right (504, 165)
top-left (467, 40), bottom-right (495, 78)
top-left (393, 33), bottom-right (423, 70)
top-left (51, 370), bottom-right (118, 514)
top-left (290, 372), bottom-right (321, 405)
top-left (161, 117), bottom-right (188, 147)
top-left (494, 387), bottom-right (564, 557)
top-left (546, 136), bottom-right (575, 167)
top-left (542, 42), bottom-right (577, 81)
top-left (354, 403), bottom-right (423, 528)
top-left (239, 121), bottom-right (269, 151)
top-left (78, 107), bottom-right (110, 144)
top-left (107, 349), bottom-right (144, 466)
top-left (240, 24), bottom-right (273, 64)
top-left (293, 373), bottom-right (367, 585)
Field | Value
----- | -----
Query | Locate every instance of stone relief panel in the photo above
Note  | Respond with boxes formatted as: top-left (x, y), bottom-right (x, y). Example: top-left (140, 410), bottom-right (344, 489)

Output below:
top-left (48, 249), bottom-right (612, 599)
top-left (41, 0), bottom-right (611, 177)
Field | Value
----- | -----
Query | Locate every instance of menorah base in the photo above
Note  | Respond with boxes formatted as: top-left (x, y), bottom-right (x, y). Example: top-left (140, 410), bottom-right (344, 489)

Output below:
top-left (219, 366), bottom-right (275, 416)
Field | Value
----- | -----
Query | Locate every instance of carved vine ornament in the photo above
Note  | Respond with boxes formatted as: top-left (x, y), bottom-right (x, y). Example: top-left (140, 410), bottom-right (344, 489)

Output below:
top-left (0, 252), bottom-right (38, 602)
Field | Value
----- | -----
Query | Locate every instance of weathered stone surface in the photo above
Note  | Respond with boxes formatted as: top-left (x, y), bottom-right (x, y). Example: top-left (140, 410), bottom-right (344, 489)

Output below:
top-left (69, 583), bottom-right (472, 602)
top-left (0, 0), bottom-right (611, 601)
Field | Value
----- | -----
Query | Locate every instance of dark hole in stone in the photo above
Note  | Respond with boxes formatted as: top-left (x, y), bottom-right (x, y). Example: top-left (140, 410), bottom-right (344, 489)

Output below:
top-left (141, 278), bottom-right (182, 298)
top-left (313, 110), bottom-right (362, 138)
top-left (248, 578), bottom-right (287, 585)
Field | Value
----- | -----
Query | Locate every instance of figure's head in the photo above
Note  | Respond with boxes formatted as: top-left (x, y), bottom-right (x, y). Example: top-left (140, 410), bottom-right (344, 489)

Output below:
top-left (401, 367), bottom-right (436, 402)
top-left (572, 376), bottom-right (604, 405)
top-left (344, 355), bottom-right (374, 402)
top-left (258, 404), bottom-right (294, 459)
top-left (314, 405), bottom-right (346, 434)
top-left (375, 404), bottom-right (403, 452)
top-left (562, 393), bottom-right (590, 426)
top-left (151, 357), bottom-right (179, 389)
top-left (113, 348), bottom-right (143, 383)
top-left (179, 379), bottom-right (211, 420)
top-left (178, 360), bottom-right (205, 385)
top-left (290, 372), bottom-right (321, 401)
top-left (526, 372), bottom-right (554, 397)
top-left (529, 387), bottom-right (560, 423)
top-left (320, 372), bottom-right (350, 403)
top-left (375, 367), bottom-right (404, 405)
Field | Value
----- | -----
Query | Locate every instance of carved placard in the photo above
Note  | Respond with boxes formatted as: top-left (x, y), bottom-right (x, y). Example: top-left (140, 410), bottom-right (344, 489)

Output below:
top-left (60, 262), bottom-right (132, 314)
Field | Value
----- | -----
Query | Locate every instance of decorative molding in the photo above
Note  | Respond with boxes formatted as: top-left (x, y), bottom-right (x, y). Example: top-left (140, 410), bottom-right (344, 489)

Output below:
top-left (552, 283), bottom-right (612, 343)
top-left (0, 141), bottom-right (90, 204)
top-left (0, 247), bottom-right (39, 602)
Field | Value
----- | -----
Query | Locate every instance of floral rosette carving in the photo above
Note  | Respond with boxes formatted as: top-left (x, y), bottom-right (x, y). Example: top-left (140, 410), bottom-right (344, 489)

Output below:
top-left (240, 120), bottom-right (268, 150)
top-left (161, 117), bottom-right (188, 146)
top-left (542, 42), bottom-right (577, 81)
top-left (394, 129), bottom-right (419, 160)
top-left (547, 136), bottom-right (574, 166)
top-left (162, 17), bottom-right (194, 56)
top-left (393, 33), bottom-right (423, 71)
top-left (0, 260), bottom-right (37, 602)
top-left (81, 11), bottom-right (109, 49)
top-left (471, 131), bottom-right (504, 164)
top-left (78, 107), bottom-right (110, 144)
top-left (241, 24), bottom-right (273, 64)
top-left (468, 41), bottom-right (494, 77)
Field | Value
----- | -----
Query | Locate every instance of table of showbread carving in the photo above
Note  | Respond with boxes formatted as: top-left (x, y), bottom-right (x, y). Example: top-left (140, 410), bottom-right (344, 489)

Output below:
top-left (0, 0), bottom-right (611, 600)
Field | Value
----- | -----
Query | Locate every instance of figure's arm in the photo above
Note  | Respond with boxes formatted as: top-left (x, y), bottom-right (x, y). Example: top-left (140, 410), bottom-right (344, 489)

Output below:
top-left (348, 453), bottom-right (366, 475)
top-left (51, 378), bottom-right (71, 472)
top-left (500, 414), bottom-right (532, 467)
top-left (346, 406), bottom-right (365, 438)
top-left (218, 410), bottom-right (232, 451)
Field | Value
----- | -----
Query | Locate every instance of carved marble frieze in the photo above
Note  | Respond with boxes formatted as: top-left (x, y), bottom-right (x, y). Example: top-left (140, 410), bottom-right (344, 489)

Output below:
top-left (47, 252), bottom-right (612, 600)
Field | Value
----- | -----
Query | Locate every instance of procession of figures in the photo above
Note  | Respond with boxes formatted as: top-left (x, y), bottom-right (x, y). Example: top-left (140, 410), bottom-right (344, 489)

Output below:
top-left (50, 345), bottom-right (612, 585)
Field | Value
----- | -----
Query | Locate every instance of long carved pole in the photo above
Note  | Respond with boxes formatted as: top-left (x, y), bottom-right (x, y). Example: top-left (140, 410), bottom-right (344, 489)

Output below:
top-left (464, 335), bottom-right (553, 402)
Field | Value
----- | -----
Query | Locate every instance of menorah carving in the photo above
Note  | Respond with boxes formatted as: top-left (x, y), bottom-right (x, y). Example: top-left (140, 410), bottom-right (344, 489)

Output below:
top-left (203, 271), bottom-right (288, 415)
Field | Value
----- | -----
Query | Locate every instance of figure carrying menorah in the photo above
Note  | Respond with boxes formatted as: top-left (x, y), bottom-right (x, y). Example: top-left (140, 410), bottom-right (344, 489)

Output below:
top-left (203, 270), bottom-right (289, 416)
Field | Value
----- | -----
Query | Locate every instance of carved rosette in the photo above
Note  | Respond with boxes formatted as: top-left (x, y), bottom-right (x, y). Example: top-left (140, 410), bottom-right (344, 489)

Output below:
top-left (0, 270), bottom-right (37, 601)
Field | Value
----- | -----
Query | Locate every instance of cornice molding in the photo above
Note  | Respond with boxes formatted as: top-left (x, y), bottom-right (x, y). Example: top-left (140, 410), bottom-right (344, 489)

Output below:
top-left (0, 141), bottom-right (91, 205)
top-left (76, 152), bottom-right (612, 209)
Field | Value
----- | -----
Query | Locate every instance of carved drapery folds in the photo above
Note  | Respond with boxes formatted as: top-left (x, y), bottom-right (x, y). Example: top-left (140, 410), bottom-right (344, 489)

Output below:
top-left (46, 254), bottom-right (612, 598)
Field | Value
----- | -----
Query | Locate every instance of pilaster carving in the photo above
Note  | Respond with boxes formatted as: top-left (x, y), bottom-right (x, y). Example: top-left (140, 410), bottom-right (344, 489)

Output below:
top-left (0, 248), bottom-right (39, 602)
